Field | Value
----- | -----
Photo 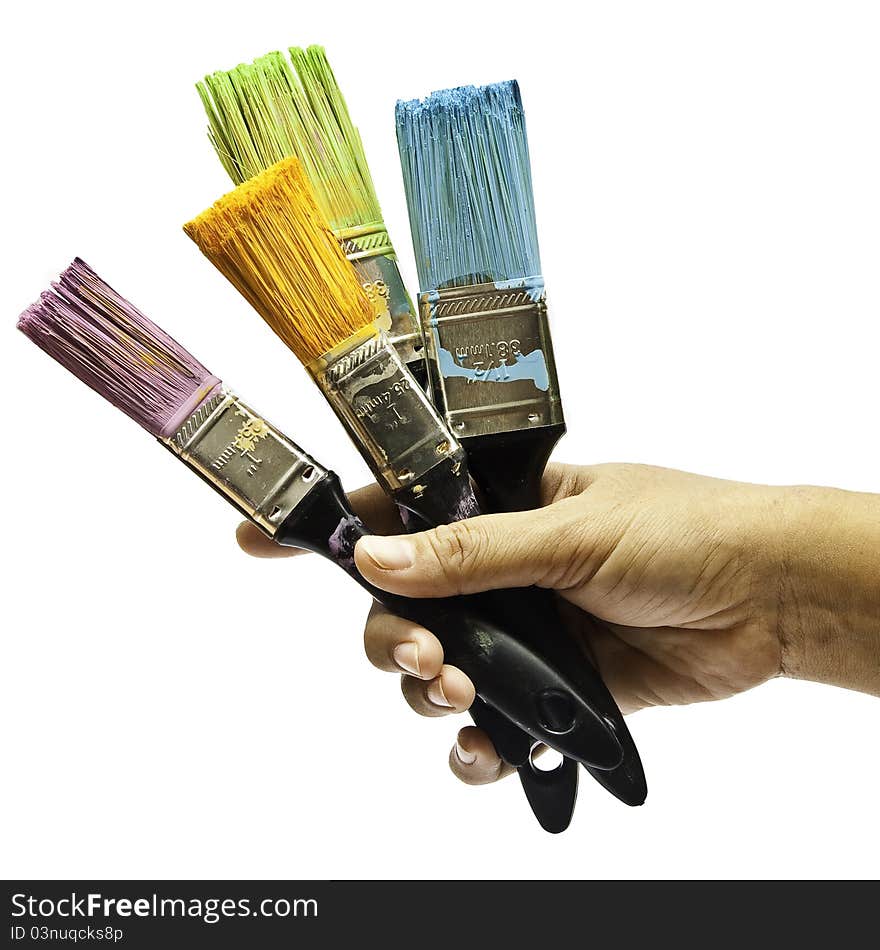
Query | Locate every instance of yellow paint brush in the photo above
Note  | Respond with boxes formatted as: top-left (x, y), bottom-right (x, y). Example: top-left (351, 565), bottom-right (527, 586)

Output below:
top-left (184, 156), bottom-right (475, 527)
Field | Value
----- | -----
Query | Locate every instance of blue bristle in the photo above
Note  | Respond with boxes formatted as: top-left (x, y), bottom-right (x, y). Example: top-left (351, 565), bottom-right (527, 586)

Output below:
top-left (396, 80), bottom-right (542, 293)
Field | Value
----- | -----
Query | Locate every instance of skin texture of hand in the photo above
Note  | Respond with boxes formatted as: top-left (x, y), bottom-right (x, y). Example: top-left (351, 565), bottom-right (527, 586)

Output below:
top-left (237, 463), bottom-right (880, 785)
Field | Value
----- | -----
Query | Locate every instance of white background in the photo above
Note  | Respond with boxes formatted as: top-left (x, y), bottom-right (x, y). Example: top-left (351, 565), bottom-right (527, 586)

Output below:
top-left (1, 0), bottom-right (878, 879)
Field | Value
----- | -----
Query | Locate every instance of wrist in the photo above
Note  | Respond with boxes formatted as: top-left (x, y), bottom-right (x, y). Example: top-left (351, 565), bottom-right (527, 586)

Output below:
top-left (775, 485), bottom-right (880, 694)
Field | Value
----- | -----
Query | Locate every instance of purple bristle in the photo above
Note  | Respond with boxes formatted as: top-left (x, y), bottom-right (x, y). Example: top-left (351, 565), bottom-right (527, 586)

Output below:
top-left (17, 259), bottom-right (221, 438)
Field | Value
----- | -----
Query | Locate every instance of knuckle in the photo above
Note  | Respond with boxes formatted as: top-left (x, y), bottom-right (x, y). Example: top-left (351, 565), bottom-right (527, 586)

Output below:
top-left (546, 464), bottom-right (587, 504)
top-left (531, 499), bottom-right (605, 590)
top-left (423, 520), bottom-right (485, 588)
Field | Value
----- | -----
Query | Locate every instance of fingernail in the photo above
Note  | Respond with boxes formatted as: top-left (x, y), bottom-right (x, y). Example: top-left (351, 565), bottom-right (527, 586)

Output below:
top-left (427, 679), bottom-right (453, 708)
top-left (358, 536), bottom-right (414, 571)
top-left (455, 740), bottom-right (477, 765)
top-left (393, 642), bottom-right (421, 677)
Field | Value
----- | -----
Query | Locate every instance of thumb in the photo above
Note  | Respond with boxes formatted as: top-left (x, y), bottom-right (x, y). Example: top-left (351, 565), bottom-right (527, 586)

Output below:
top-left (353, 503), bottom-right (578, 598)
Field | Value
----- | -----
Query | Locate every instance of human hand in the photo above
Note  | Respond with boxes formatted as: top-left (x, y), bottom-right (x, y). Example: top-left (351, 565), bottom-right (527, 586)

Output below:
top-left (237, 463), bottom-right (880, 784)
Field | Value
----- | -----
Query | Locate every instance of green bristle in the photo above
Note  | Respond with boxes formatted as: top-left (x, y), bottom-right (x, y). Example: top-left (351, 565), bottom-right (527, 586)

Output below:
top-left (196, 46), bottom-right (383, 233)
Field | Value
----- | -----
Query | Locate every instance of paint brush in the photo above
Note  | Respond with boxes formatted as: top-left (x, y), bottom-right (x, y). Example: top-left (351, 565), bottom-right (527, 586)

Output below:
top-left (183, 156), bottom-right (646, 816)
top-left (184, 155), bottom-right (480, 531)
top-left (396, 80), bottom-right (564, 513)
top-left (17, 258), bottom-right (625, 801)
top-left (197, 45), bottom-right (427, 388)
top-left (397, 81), bottom-right (647, 806)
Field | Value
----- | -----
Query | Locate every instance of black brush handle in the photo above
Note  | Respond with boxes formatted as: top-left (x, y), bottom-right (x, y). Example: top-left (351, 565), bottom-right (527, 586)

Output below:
top-left (364, 449), bottom-right (559, 796)
top-left (390, 459), bottom-right (549, 783)
top-left (479, 573), bottom-right (647, 806)
top-left (391, 450), bottom-right (580, 827)
top-left (465, 423), bottom-right (648, 806)
top-left (275, 471), bottom-right (623, 771)
top-left (391, 455), bottom-right (480, 531)
top-left (463, 424), bottom-right (566, 514)
top-left (467, 696), bottom-right (578, 833)
top-left (582, 712), bottom-right (647, 806)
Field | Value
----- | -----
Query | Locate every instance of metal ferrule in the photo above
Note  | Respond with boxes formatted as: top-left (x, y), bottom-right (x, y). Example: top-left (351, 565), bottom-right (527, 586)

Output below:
top-left (336, 224), bottom-right (425, 369)
top-left (307, 326), bottom-right (464, 492)
top-left (419, 280), bottom-right (564, 438)
top-left (162, 388), bottom-right (326, 537)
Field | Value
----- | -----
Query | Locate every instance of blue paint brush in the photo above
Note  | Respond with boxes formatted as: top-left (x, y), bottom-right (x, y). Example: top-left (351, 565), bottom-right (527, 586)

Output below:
top-left (396, 81), bottom-right (564, 513)
top-left (397, 81), bottom-right (647, 807)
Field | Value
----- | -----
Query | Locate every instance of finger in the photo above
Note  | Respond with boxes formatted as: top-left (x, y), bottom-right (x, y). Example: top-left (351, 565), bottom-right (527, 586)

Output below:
top-left (237, 463), bottom-right (598, 560)
top-left (236, 522), bottom-right (305, 558)
top-left (353, 496), bottom-right (600, 598)
top-left (344, 483), bottom-right (405, 535)
top-left (363, 602), bottom-right (444, 679)
top-left (401, 665), bottom-right (475, 717)
top-left (448, 726), bottom-right (517, 785)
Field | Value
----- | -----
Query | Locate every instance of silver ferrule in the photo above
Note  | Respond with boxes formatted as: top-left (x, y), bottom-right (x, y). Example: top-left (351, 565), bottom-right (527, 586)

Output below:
top-left (308, 326), bottom-right (464, 492)
top-left (162, 388), bottom-right (327, 536)
top-left (337, 224), bottom-right (425, 369)
top-left (419, 280), bottom-right (564, 438)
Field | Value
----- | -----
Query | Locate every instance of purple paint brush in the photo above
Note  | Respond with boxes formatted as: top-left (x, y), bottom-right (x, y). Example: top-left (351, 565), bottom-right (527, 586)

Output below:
top-left (21, 260), bottom-right (222, 437)
top-left (18, 261), bottom-right (625, 830)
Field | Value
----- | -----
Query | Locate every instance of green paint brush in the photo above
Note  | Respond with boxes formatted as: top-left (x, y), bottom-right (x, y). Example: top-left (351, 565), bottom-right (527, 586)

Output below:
top-left (197, 46), bottom-right (427, 387)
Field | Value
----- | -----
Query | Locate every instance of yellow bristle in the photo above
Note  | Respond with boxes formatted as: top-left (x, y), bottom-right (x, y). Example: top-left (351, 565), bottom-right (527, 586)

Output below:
top-left (183, 156), bottom-right (376, 365)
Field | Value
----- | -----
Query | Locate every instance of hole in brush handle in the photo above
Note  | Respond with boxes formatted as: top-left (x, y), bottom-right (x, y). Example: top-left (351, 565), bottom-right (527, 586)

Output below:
top-left (519, 753), bottom-right (579, 834)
